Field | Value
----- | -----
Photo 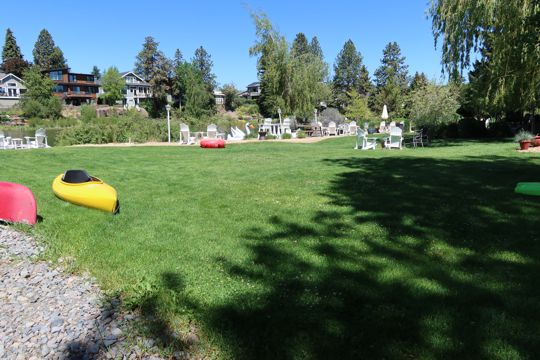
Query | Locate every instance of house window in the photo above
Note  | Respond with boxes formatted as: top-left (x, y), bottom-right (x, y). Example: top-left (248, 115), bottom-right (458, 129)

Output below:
top-left (8, 82), bottom-right (16, 87)
top-left (50, 71), bottom-right (62, 80)
top-left (54, 84), bottom-right (66, 93)
top-left (72, 86), bottom-right (80, 93)
top-left (69, 74), bottom-right (77, 82)
top-left (87, 75), bottom-right (94, 82)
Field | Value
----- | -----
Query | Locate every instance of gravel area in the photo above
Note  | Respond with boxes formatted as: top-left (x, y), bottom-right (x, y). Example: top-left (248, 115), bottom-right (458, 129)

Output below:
top-left (0, 226), bottom-right (172, 360)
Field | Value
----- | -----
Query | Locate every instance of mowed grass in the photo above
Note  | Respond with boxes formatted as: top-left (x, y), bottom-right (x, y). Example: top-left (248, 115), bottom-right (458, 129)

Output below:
top-left (2, 137), bottom-right (540, 359)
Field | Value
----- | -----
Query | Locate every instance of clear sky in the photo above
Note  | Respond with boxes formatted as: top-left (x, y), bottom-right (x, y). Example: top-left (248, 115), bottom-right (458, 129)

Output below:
top-left (2, 1), bottom-right (444, 89)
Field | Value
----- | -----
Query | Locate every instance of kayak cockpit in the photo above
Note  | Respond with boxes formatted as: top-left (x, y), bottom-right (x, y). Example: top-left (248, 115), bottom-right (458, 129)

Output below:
top-left (62, 170), bottom-right (102, 184)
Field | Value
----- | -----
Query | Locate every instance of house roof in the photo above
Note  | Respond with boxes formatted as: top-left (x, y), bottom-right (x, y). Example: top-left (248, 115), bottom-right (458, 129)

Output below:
top-left (213, 90), bottom-right (225, 97)
top-left (120, 71), bottom-right (150, 86)
top-left (246, 82), bottom-right (260, 88)
top-left (0, 72), bottom-right (24, 83)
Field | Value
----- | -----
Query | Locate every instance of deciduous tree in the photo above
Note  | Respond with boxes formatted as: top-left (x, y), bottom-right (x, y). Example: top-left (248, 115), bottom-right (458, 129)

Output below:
top-left (100, 67), bottom-right (125, 105)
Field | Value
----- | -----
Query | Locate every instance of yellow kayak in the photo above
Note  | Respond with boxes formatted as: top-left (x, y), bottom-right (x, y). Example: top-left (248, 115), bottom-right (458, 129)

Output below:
top-left (52, 170), bottom-right (119, 213)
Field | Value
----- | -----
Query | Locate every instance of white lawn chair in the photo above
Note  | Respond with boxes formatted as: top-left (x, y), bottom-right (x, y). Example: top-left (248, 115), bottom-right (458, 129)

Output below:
top-left (206, 124), bottom-right (217, 139)
top-left (355, 128), bottom-right (377, 150)
top-left (180, 123), bottom-right (196, 144)
top-left (24, 128), bottom-right (49, 148)
top-left (348, 121), bottom-right (357, 135)
top-left (260, 118), bottom-right (273, 133)
top-left (281, 118), bottom-right (291, 134)
top-left (378, 121), bottom-right (387, 133)
top-left (327, 121), bottom-right (337, 136)
top-left (384, 126), bottom-right (403, 150)
top-left (0, 132), bottom-right (14, 150)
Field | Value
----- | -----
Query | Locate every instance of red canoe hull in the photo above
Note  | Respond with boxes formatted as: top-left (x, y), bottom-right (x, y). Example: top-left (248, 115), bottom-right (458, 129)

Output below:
top-left (200, 139), bottom-right (225, 148)
top-left (0, 182), bottom-right (37, 225)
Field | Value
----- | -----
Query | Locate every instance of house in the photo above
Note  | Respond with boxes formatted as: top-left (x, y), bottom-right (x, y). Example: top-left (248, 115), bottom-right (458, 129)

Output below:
top-left (213, 90), bottom-right (225, 106)
top-left (120, 71), bottom-right (152, 108)
top-left (239, 82), bottom-right (261, 100)
top-left (47, 68), bottom-right (99, 105)
top-left (0, 73), bottom-right (26, 109)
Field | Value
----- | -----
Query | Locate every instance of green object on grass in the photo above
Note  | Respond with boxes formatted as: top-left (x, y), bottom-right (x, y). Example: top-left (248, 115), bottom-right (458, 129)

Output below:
top-left (515, 182), bottom-right (540, 196)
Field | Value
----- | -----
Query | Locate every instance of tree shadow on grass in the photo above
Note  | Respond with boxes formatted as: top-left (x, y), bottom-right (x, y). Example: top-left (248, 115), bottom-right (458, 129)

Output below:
top-left (198, 155), bottom-right (540, 359)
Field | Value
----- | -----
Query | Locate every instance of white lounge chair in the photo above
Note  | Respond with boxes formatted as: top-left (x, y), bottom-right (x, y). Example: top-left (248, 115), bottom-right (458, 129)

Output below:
top-left (348, 121), bottom-right (357, 135)
top-left (24, 128), bottom-right (49, 149)
top-left (355, 128), bottom-right (377, 150)
top-left (206, 124), bottom-right (218, 139)
top-left (0, 132), bottom-right (14, 150)
top-left (281, 118), bottom-right (291, 135)
top-left (180, 123), bottom-right (196, 144)
top-left (378, 121), bottom-right (387, 133)
top-left (326, 121), bottom-right (337, 136)
top-left (385, 126), bottom-right (403, 150)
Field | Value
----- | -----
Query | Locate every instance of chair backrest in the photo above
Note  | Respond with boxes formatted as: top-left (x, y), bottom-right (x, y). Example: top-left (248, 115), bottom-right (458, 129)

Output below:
top-left (207, 124), bottom-right (217, 139)
top-left (180, 123), bottom-right (190, 143)
top-left (328, 121), bottom-right (336, 129)
top-left (349, 121), bottom-right (356, 127)
top-left (357, 128), bottom-right (366, 138)
top-left (264, 118), bottom-right (272, 125)
top-left (283, 118), bottom-right (291, 126)
top-left (35, 128), bottom-right (46, 137)
top-left (390, 127), bottom-right (402, 137)
top-left (364, 122), bottom-right (369, 129)
top-left (180, 123), bottom-right (190, 132)
top-left (389, 121), bottom-right (396, 127)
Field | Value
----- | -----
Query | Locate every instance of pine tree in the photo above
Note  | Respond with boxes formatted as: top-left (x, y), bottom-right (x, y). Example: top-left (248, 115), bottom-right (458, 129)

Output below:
top-left (2, 28), bottom-right (23, 63)
top-left (33, 29), bottom-right (67, 70)
top-left (410, 72), bottom-right (429, 91)
top-left (309, 36), bottom-right (323, 60)
top-left (332, 39), bottom-right (372, 110)
top-left (134, 36), bottom-right (172, 116)
top-left (91, 66), bottom-right (101, 80)
top-left (373, 42), bottom-right (409, 116)
top-left (291, 33), bottom-right (310, 58)
top-left (173, 49), bottom-right (184, 68)
top-left (192, 46), bottom-right (216, 90)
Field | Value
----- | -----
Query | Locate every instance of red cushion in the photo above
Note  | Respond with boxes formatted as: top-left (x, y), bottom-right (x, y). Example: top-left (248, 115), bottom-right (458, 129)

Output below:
top-left (200, 139), bottom-right (225, 148)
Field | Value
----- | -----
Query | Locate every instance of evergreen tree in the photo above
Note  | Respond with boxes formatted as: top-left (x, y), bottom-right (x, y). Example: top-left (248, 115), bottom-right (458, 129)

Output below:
top-left (91, 66), bottom-right (101, 80)
top-left (134, 36), bottom-right (172, 115)
top-left (2, 28), bottom-right (23, 63)
top-left (332, 40), bottom-right (372, 110)
top-left (221, 83), bottom-right (243, 111)
top-left (372, 42), bottom-right (409, 117)
top-left (173, 62), bottom-right (214, 117)
top-left (410, 72), bottom-right (429, 91)
top-left (291, 33), bottom-right (310, 58)
top-left (192, 46), bottom-right (216, 90)
top-left (173, 48), bottom-right (184, 68)
top-left (100, 67), bottom-right (125, 105)
top-left (32, 29), bottom-right (67, 70)
top-left (309, 36), bottom-right (323, 60)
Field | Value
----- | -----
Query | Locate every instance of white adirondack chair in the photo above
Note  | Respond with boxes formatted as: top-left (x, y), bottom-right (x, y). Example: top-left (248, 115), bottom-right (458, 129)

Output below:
top-left (206, 124), bottom-right (218, 139)
top-left (180, 123), bottom-right (196, 144)
top-left (355, 128), bottom-right (377, 150)
top-left (25, 128), bottom-right (49, 148)
top-left (327, 121), bottom-right (337, 136)
top-left (281, 118), bottom-right (291, 134)
top-left (348, 121), bottom-right (358, 135)
top-left (379, 121), bottom-right (387, 133)
top-left (385, 126), bottom-right (403, 150)
top-left (260, 118), bottom-right (273, 133)
top-left (0, 132), bottom-right (14, 150)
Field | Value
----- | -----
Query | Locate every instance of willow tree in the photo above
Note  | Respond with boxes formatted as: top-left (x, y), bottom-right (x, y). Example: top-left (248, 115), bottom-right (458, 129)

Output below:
top-left (249, 11), bottom-right (329, 120)
top-left (430, 0), bottom-right (540, 116)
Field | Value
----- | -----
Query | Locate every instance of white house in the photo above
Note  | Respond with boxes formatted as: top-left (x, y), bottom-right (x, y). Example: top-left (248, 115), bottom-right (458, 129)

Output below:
top-left (120, 71), bottom-right (152, 108)
top-left (214, 90), bottom-right (225, 106)
top-left (0, 73), bottom-right (26, 109)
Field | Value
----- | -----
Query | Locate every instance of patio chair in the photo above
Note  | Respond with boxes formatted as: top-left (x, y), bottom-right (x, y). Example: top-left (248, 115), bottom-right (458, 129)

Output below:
top-left (260, 118), bottom-right (273, 133)
top-left (378, 121), bottom-right (387, 133)
top-left (0, 132), bottom-right (14, 150)
top-left (348, 121), bottom-right (358, 135)
top-left (327, 121), bottom-right (337, 136)
top-left (355, 128), bottom-right (377, 150)
top-left (281, 118), bottom-right (291, 134)
top-left (384, 126), bottom-right (403, 150)
top-left (206, 124), bottom-right (218, 139)
top-left (24, 128), bottom-right (49, 149)
top-left (180, 123), bottom-right (196, 144)
top-left (413, 128), bottom-right (429, 148)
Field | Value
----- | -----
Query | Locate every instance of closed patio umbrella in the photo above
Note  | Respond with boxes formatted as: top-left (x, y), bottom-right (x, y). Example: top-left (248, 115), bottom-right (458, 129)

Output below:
top-left (381, 105), bottom-right (389, 120)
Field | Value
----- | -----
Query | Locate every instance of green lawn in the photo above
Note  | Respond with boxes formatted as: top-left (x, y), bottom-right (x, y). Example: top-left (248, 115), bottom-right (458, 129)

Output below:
top-left (3, 137), bottom-right (540, 359)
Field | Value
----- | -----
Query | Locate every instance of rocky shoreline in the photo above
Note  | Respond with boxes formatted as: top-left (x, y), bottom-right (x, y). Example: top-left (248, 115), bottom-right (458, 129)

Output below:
top-left (0, 226), bottom-right (170, 360)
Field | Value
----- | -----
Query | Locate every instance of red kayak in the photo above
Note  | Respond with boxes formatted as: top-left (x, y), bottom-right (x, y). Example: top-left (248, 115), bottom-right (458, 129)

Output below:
top-left (0, 182), bottom-right (37, 225)
top-left (200, 139), bottom-right (225, 148)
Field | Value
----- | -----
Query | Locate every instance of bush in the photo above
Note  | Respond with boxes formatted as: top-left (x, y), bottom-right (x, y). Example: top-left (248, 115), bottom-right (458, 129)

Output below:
top-left (80, 105), bottom-right (97, 123)
top-left (282, 133), bottom-right (292, 139)
top-left (265, 134), bottom-right (277, 140)
top-left (296, 130), bottom-right (306, 138)
top-left (514, 130), bottom-right (534, 142)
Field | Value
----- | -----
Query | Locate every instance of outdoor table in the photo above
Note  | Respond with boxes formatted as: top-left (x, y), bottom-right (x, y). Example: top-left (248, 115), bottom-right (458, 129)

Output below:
top-left (11, 138), bottom-right (24, 149)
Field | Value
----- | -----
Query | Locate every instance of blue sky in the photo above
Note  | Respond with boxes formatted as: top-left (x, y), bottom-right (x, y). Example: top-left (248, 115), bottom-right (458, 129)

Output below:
top-left (2, 1), bottom-right (444, 89)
